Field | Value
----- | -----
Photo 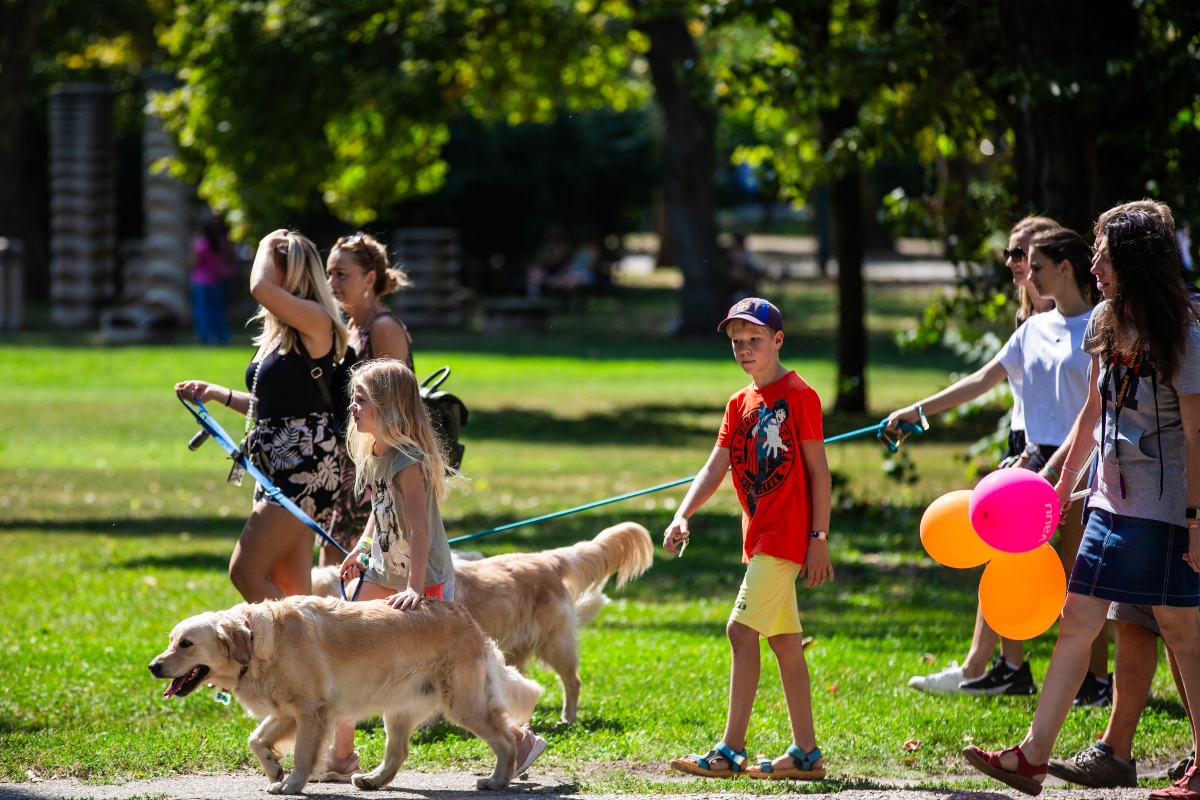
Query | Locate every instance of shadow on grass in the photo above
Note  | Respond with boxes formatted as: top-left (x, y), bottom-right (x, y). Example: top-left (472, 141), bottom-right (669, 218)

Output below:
top-left (464, 404), bottom-right (1003, 447)
top-left (0, 714), bottom-right (46, 735)
top-left (0, 517), bottom-right (242, 538)
top-left (1147, 694), bottom-right (1191, 720)
top-left (118, 552), bottom-right (230, 571)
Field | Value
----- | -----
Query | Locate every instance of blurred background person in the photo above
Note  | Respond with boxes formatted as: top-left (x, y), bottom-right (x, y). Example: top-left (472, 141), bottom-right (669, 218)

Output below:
top-left (190, 214), bottom-right (237, 345)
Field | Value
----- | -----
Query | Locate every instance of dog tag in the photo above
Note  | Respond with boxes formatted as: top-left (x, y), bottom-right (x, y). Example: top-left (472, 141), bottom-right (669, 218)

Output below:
top-left (214, 690), bottom-right (231, 705)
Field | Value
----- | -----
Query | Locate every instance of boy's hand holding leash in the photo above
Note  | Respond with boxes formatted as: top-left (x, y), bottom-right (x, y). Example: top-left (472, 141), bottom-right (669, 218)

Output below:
top-left (663, 516), bottom-right (690, 556)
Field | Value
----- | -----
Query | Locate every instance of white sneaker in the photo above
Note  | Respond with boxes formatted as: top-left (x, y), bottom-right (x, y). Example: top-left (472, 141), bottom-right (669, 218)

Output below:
top-left (908, 661), bottom-right (965, 694)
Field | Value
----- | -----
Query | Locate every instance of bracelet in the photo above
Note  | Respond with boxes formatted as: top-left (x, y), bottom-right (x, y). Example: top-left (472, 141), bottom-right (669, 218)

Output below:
top-left (357, 537), bottom-right (373, 551)
top-left (224, 388), bottom-right (233, 407)
top-left (1062, 464), bottom-right (1082, 475)
top-left (1043, 466), bottom-right (1060, 483)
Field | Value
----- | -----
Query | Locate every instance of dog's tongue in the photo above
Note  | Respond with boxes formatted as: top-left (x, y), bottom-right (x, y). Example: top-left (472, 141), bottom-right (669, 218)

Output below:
top-left (164, 669), bottom-right (196, 699)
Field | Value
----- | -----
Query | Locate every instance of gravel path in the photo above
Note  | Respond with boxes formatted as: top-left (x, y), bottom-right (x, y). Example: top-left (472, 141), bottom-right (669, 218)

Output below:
top-left (0, 771), bottom-right (1159, 800)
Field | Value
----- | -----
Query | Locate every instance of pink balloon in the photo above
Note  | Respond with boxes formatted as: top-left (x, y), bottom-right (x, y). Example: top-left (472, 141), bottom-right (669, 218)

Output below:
top-left (969, 468), bottom-right (1061, 553)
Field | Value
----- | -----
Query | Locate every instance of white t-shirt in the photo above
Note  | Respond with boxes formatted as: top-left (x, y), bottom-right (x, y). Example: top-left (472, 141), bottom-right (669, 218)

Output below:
top-left (997, 308), bottom-right (1094, 446)
top-left (1008, 370), bottom-right (1025, 432)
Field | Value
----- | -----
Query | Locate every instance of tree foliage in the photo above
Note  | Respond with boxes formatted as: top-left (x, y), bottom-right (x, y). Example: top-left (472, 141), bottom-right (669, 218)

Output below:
top-left (156, 0), bottom-right (649, 237)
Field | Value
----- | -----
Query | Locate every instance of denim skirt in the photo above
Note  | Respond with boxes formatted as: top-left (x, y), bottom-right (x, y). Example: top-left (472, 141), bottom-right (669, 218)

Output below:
top-left (1069, 508), bottom-right (1200, 607)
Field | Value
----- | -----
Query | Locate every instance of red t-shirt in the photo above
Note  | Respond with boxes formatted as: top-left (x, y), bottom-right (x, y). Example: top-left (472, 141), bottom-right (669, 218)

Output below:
top-left (716, 371), bottom-right (823, 566)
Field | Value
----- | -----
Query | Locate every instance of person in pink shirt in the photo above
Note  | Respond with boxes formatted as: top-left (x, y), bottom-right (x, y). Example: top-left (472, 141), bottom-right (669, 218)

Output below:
top-left (191, 215), bottom-right (237, 344)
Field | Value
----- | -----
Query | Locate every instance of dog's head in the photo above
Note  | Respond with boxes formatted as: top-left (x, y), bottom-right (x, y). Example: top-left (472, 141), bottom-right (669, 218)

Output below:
top-left (148, 609), bottom-right (252, 698)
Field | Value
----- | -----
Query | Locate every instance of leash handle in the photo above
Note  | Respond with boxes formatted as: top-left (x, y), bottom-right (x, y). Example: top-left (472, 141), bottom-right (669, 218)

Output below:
top-left (876, 419), bottom-right (924, 454)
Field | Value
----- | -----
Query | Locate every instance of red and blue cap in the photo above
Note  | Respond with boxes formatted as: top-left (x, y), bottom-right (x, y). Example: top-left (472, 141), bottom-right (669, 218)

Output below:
top-left (717, 297), bottom-right (783, 333)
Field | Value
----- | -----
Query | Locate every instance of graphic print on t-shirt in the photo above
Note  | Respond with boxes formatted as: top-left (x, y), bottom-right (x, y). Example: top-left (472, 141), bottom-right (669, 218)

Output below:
top-left (370, 477), bottom-right (410, 578)
top-left (729, 399), bottom-right (795, 516)
top-left (1104, 349), bottom-right (1151, 412)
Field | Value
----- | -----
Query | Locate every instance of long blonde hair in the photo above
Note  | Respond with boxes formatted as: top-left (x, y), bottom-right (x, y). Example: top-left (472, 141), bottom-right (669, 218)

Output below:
top-left (346, 359), bottom-right (450, 500)
top-left (251, 231), bottom-right (349, 360)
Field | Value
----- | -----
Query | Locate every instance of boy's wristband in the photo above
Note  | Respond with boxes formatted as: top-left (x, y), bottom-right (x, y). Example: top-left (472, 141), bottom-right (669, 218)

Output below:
top-left (357, 537), bottom-right (373, 552)
top-left (1043, 466), bottom-right (1060, 483)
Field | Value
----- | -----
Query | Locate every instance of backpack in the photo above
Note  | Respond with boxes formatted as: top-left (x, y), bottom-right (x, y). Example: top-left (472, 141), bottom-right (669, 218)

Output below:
top-left (419, 367), bottom-right (468, 471)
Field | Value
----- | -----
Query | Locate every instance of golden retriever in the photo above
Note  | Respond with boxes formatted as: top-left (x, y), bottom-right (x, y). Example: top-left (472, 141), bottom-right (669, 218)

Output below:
top-left (149, 596), bottom-right (541, 794)
top-left (313, 521), bottom-right (654, 723)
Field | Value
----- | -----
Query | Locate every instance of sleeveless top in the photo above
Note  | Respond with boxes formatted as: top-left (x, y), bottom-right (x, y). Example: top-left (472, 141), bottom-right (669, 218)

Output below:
top-left (245, 339), bottom-right (336, 420)
top-left (355, 311), bottom-right (414, 371)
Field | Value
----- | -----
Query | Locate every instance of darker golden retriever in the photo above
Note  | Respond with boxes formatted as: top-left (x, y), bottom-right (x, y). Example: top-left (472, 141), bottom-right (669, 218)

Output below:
top-left (313, 521), bottom-right (654, 722)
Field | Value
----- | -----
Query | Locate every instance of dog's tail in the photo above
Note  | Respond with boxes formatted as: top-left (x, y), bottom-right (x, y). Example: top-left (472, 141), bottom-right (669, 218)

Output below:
top-left (552, 521), bottom-right (653, 603)
top-left (483, 638), bottom-right (542, 726)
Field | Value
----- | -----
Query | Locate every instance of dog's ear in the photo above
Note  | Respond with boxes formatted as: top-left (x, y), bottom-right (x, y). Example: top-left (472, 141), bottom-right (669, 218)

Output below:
top-left (217, 613), bottom-right (252, 667)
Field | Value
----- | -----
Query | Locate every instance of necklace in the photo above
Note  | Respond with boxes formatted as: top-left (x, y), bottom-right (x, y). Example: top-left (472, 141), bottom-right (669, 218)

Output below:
top-left (245, 336), bottom-right (281, 434)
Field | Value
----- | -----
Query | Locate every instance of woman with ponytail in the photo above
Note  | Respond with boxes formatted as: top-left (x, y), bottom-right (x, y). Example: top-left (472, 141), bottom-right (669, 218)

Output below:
top-left (323, 232), bottom-right (415, 563)
top-left (175, 229), bottom-right (351, 601)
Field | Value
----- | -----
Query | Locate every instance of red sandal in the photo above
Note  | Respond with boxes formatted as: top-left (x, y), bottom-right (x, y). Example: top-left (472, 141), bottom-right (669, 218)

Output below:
top-left (1149, 766), bottom-right (1200, 800)
top-left (962, 745), bottom-right (1048, 796)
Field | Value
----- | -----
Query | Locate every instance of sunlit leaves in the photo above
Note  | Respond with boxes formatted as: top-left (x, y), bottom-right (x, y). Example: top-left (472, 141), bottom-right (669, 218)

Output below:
top-left (157, 0), bottom-right (650, 238)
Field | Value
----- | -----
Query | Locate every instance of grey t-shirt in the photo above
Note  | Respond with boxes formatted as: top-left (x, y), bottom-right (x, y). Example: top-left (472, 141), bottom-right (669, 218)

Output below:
top-left (363, 448), bottom-right (454, 589)
top-left (1084, 304), bottom-right (1200, 527)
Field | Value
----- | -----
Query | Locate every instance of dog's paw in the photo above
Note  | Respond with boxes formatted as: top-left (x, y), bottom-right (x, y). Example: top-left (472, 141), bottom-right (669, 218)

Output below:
top-left (266, 780), bottom-right (305, 795)
top-left (476, 776), bottom-right (509, 790)
top-left (352, 774), bottom-right (381, 791)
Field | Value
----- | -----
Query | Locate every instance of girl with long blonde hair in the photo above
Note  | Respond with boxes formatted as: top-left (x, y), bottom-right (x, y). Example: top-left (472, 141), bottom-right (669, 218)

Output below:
top-left (175, 229), bottom-right (351, 601)
top-left (324, 359), bottom-right (546, 782)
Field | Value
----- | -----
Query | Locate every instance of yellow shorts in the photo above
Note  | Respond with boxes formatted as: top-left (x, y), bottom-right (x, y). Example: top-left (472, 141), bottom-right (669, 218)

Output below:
top-left (729, 553), bottom-right (803, 638)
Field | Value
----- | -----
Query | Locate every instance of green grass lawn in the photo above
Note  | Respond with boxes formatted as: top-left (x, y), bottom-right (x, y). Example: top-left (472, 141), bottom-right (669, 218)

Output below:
top-left (0, 281), bottom-right (1191, 790)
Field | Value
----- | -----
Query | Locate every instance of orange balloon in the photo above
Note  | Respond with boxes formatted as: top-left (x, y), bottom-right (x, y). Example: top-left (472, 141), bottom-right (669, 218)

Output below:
top-left (979, 544), bottom-right (1067, 640)
top-left (921, 490), bottom-right (998, 568)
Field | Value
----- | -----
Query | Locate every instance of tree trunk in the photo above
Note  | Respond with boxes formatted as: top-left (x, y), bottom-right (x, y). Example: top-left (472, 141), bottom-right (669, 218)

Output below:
top-left (637, 14), bottom-right (725, 336)
top-left (820, 101), bottom-right (867, 413)
top-left (995, 0), bottom-right (1140, 232)
top-left (0, 0), bottom-right (48, 239)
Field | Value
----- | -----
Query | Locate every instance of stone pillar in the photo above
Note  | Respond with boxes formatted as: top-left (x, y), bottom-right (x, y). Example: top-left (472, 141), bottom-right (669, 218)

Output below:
top-left (140, 71), bottom-right (191, 326)
top-left (0, 238), bottom-right (24, 331)
top-left (100, 72), bottom-right (195, 343)
top-left (49, 83), bottom-right (116, 327)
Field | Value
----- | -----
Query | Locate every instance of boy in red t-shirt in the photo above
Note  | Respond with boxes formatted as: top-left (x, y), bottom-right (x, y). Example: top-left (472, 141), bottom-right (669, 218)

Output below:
top-left (664, 298), bottom-right (834, 781)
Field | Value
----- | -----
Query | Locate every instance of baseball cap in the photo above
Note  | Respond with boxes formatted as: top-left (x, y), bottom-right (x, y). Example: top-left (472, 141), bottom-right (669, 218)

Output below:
top-left (717, 297), bottom-right (783, 333)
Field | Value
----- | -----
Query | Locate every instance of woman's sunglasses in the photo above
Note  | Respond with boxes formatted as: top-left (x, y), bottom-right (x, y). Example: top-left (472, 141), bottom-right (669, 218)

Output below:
top-left (1003, 246), bottom-right (1027, 262)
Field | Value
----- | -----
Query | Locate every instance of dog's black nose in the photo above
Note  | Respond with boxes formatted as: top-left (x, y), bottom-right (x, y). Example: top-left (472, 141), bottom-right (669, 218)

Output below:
top-left (148, 661), bottom-right (164, 677)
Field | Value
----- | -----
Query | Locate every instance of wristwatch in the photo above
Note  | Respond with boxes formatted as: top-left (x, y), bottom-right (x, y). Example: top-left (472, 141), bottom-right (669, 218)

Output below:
top-left (1025, 442), bottom-right (1040, 457)
top-left (1187, 507), bottom-right (1200, 526)
top-left (810, 530), bottom-right (828, 542)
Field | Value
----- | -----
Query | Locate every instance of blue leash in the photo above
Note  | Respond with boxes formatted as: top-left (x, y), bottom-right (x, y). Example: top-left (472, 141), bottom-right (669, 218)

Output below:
top-left (446, 416), bottom-right (926, 545)
top-left (179, 395), bottom-right (363, 601)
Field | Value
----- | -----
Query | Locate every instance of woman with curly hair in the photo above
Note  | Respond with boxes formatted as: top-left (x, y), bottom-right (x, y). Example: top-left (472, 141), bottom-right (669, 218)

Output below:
top-left (963, 203), bottom-right (1200, 799)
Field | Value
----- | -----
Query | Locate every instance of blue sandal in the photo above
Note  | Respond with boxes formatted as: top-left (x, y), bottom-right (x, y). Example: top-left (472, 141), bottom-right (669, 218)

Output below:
top-left (669, 741), bottom-right (749, 778)
top-left (747, 744), bottom-right (826, 780)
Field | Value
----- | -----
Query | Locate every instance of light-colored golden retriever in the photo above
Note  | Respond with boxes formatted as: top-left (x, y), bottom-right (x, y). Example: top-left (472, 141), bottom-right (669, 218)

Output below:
top-left (149, 596), bottom-right (541, 794)
top-left (313, 521), bottom-right (653, 722)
